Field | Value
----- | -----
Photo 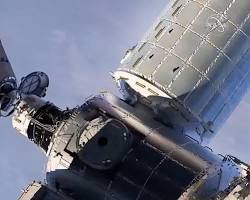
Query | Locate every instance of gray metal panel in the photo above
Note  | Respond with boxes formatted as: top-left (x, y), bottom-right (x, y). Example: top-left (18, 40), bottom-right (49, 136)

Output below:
top-left (184, 78), bottom-right (215, 115)
top-left (208, 0), bottom-right (233, 13)
top-left (226, 0), bottom-right (250, 26)
top-left (189, 42), bottom-right (219, 74)
top-left (168, 66), bottom-right (203, 98)
top-left (173, 30), bottom-right (203, 61)
top-left (175, 1), bottom-right (203, 28)
top-left (136, 45), bottom-right (166, 77)
top-left (190, 7), bottom-right (215, 36)
top-left (153, 54), bottom-right (184, 87)
top-left (224, 32), bottom-right (249, 62)
top-left (157, 22), bottom-right (186, 50)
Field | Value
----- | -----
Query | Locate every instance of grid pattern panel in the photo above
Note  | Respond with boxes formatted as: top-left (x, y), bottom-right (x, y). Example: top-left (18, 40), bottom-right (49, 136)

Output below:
top-left (117, 0), bottom-right (250, 134)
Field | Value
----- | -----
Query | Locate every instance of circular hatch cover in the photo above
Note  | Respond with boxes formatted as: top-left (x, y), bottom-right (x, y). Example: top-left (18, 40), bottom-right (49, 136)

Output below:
top-left (19, 71), bottom-right (49, 97)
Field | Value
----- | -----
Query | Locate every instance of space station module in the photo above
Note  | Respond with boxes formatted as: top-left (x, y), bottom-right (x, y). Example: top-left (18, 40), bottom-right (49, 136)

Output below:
top-left (1, 0), bottom-right (250, 199)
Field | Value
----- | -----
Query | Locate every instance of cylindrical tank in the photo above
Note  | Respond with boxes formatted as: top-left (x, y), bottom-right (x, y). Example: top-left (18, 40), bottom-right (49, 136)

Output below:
top-left (12, 95), bottom-right (47, 137)
top-left (0, 40), bottom-right (17, 116)
top-left (114, 0), bottom-right (250, 140)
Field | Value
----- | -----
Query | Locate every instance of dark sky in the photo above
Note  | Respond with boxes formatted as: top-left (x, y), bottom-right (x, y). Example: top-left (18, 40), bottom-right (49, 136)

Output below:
top-left (0, 0), bottom-right (250, 199)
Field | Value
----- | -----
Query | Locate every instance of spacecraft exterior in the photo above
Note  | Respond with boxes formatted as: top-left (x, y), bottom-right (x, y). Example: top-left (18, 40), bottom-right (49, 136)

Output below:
top-left (114, 0), bottom-right (250, 143)
top-left (1, 0), bottom-right (250, 199)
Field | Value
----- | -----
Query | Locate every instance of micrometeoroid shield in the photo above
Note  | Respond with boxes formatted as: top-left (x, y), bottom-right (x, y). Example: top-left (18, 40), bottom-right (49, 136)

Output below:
top-left (114, 0), bottom-right (250, 140)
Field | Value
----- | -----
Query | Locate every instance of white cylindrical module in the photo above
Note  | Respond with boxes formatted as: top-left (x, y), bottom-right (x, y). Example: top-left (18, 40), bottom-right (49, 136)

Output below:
top-left (114, 0), bottom-right (250, 140)
top-left (12, 95), bottom-right (47, 137)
